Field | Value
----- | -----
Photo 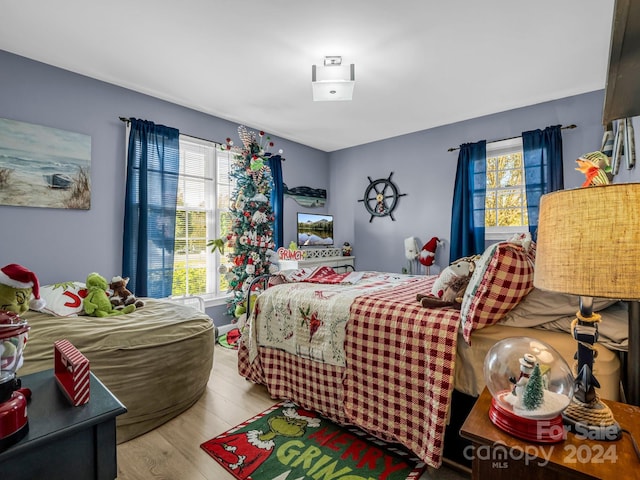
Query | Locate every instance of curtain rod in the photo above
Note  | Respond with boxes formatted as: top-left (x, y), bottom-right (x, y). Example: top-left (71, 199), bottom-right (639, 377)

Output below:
top-left (119, 116), bottom-right (221, 145)
top-left (447, 124), bottom-right (577, 152)
top-left (119, 116), bottom-right (285, 160)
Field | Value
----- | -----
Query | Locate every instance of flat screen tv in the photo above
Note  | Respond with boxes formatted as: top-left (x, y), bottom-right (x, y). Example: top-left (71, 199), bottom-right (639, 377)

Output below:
top-left (297, 212), bottom-right (334, 247)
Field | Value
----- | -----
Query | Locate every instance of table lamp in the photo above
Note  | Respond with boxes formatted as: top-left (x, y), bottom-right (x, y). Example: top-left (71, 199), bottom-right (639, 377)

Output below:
top-left (534, 183), bottom-right (640, 439)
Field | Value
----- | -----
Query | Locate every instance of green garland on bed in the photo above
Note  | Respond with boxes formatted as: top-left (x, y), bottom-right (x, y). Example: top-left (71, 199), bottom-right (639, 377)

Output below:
top-left (219, 126), bottom-right (281, 316)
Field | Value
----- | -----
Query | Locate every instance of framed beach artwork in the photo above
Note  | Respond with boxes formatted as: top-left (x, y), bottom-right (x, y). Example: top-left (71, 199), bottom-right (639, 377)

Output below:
top-left (0, 117), bottom-right (91, 210)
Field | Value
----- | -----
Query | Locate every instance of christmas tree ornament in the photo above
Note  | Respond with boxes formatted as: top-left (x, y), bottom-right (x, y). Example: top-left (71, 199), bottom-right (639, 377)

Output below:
top-left (246, 258), bottom-right (255, 275)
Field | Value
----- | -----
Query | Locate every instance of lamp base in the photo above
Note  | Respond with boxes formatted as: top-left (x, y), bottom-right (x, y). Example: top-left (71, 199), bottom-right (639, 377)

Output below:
top-left (489, 397), bottom-right (565, 443)
top-left (562, 396), bottom-right (621, 441)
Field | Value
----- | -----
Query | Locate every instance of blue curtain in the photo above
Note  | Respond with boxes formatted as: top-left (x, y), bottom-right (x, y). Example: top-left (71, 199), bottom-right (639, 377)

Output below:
top-left (522, 125), bottom-right (564, 239)
top-left (268, 154), bottom-right (284, 249)
top-left (123, 119), bottom-right (180, 298)
top-left (450, 141), bottom-right (487, 262)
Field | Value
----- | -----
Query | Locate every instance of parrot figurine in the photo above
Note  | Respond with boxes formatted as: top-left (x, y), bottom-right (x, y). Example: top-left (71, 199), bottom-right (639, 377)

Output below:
top-left (575, 151), bottom-right (611, 187)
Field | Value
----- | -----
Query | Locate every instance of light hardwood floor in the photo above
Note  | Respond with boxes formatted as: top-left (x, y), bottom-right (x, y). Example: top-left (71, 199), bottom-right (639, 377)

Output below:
top-left (116, 345), bottom-right (469, 480)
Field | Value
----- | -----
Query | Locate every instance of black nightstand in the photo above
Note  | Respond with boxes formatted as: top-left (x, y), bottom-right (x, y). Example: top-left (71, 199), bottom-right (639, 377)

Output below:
top-left (0, 369), bottom-right (126, 480)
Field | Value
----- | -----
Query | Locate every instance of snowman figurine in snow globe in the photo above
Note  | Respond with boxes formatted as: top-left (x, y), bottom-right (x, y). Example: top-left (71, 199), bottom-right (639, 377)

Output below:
top-left (483, 336), bottom-right (574, 443)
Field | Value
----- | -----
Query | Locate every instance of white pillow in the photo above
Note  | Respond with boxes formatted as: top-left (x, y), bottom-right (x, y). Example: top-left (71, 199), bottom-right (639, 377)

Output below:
top-left (36, 282), bottom-right (88, 317)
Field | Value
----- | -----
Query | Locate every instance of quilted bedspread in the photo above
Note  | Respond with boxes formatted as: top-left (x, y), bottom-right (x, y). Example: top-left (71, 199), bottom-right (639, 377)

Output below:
top-left (250, 271), bottom-right (420, 365)
top-left (239, 273), bottom-right (461, 468)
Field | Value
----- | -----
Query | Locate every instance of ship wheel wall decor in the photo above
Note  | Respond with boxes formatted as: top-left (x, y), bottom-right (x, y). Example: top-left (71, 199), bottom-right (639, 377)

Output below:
top-left (358, 172), bottom-right (407, 222)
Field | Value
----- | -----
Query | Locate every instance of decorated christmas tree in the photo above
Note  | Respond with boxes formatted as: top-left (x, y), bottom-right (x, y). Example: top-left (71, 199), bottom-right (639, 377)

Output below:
top-left (221, 126), bottom-right (280, 316)
top-left (523, 363), bottom-right (544, 410)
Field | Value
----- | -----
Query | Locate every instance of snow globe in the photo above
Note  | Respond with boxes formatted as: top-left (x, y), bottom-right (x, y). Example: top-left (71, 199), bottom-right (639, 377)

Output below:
top-left (483, 336), bottom-right (574, 443)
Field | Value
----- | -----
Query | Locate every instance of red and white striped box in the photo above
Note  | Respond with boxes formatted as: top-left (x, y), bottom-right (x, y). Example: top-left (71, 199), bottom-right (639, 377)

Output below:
top-left (54, 339), bottom-right (90, 406)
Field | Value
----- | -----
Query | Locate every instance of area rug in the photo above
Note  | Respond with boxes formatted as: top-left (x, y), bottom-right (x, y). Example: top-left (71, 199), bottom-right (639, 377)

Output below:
top-left (201, 401), bottom-right (426, 480)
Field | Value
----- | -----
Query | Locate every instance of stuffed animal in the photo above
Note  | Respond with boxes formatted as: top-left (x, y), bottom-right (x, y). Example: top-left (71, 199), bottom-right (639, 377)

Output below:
top-left (419, 237), bottom-right (440, 267)
top-left (109, 276), bottom-right (144, 310)
top-left (417, 254), bottom-right (480, 309)
top-left (84, 272), bottom-right (135, 317)
top-left (508, 232), bottom-right (532, 252)
top-left (0, 263), bottom-right (45, 314)
top-left (234, 292), bottom-right (258, 318)
top-left (418, 275), bottom-right (470, 309)
top-left (430, 255), bottom-right (479, 299)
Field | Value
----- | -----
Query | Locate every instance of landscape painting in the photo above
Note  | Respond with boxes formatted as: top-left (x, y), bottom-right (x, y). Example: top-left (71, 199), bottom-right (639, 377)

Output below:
top-left (0, 117), bottom-right (91, 210)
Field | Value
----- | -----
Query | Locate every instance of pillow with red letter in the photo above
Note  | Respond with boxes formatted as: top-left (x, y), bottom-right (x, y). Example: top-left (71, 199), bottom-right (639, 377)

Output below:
top-left (35, 282), bottom-right (88, 317)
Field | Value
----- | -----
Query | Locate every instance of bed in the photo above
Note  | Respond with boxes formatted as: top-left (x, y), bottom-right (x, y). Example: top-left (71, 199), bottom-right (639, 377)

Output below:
top-left (20, 294), bottom-right (215, 443)
top-left (237, 241), bottom-right (628, 469)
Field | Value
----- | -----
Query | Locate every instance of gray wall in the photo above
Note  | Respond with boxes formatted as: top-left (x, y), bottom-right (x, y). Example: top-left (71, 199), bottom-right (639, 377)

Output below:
top-left (3, 50), bottom-right (640, 324)
top-left (0, 50), bottom-right (330, 325)
top-left (0, 50), bottom-right (328, 284)
top-left (329, 92), bottom-right (640, 273)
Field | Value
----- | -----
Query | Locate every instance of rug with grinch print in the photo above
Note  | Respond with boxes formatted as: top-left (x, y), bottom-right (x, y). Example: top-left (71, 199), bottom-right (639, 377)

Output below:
top-left (201, 401), bottom-right (426, 480)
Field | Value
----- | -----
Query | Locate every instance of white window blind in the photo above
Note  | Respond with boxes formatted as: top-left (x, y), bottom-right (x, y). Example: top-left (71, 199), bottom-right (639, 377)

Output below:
top-left (172, 136), bottom-right (232, 301)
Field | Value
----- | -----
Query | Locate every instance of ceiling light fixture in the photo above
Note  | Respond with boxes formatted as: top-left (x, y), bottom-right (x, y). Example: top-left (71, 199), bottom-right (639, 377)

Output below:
top-left (311, 56), bottom-right (355, 102)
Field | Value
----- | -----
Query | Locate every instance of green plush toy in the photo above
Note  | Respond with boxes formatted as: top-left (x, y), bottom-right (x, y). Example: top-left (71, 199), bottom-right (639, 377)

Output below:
top-left (234, 292), bottom-right (258, 318)
top-left (83, 272), bottom-right (135, 317)
top-left (234, 302), bottom-right (246, 318)
top-left (0, 263), bottom-right (46, 314)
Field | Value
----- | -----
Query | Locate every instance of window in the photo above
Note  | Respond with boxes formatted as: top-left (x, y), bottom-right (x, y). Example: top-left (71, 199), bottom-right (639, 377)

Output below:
top-left (172, 136), bottom-right (233, 302)
top-left (485, 138), bottom-right (529, 240)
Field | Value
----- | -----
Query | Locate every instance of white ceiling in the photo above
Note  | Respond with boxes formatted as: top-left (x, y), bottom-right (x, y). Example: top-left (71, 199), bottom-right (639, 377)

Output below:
top-left (0, 1), bottom-right (615, 152)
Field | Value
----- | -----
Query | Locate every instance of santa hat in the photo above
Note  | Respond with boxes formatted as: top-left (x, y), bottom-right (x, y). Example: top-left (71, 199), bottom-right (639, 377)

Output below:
top-left (0, 264), bottom-right (46, 311)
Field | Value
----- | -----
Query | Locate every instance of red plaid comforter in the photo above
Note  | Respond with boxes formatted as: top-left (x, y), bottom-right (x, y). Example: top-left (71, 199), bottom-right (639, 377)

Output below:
top-left (237, 275), bottom-right (460, 468)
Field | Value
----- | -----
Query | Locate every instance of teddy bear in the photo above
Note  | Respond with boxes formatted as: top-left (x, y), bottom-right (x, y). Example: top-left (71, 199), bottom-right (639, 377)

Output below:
top-left (431, 255), bottom-right (479, 298)
top-left (418, 275), bottom-right (471, 309)
top-left (417, 255), bottom-right (480, 309)
top-left (109, 276), bottom-right (144, 310)
top-left (0, 263), bottom-right (46, 314)
top-left (83, 272), bottom-right (135, 317)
